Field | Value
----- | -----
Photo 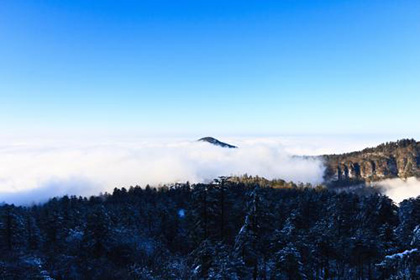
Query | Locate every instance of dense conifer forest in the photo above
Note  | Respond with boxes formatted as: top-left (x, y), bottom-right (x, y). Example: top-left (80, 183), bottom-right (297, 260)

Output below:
top-left (1, 179), bottom-right (420, 279)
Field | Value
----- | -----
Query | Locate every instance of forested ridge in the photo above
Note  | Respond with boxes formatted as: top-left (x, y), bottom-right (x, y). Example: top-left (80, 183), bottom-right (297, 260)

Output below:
top-left (323, 139), bottom-right (420, 185)
top-left (1, 179), bottom-right (420, 279)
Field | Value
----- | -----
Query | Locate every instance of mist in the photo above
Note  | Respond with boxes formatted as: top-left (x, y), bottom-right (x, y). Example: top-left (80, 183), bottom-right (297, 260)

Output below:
top-left (0, 138), bottom-right (325, 205)
top-left (3, 136), bottom-right (419, 206)
top-left (375, 177), bottom-right (420, 203)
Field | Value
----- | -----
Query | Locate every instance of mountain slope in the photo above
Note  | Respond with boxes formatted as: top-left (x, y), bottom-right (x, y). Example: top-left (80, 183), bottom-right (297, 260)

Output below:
top-left (323, 139), bottom-right (420, 185)
top-left (198, 137), bottom-right (238, 148)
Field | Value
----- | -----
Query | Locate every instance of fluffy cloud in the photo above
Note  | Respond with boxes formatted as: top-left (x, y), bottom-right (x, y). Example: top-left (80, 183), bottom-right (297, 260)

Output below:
top-left (375, 177), bottom-right (420, 203)
top-left (0, 138), bottom-right (325, 205)
top-left (3, 135), bottom-right (417, 205)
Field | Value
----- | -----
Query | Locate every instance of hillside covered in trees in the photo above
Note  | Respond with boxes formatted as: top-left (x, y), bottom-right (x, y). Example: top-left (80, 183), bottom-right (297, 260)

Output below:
top-left (323, 139), bottom-right (420, 186)
top-left (1, 180), bottom-right (420, 279)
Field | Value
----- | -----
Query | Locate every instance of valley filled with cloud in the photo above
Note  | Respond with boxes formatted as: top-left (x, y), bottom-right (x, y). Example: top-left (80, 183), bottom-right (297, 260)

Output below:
top-left (1, 136), bottom-right (418, 205)
top-left (0, 137), bottom-right (324, 204)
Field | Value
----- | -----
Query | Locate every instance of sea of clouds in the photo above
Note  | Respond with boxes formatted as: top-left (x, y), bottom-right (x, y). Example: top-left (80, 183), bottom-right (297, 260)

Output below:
top-left (0, 137), bottom-right (326, 205)
top-left (0, 136), bottom-right (419, 205)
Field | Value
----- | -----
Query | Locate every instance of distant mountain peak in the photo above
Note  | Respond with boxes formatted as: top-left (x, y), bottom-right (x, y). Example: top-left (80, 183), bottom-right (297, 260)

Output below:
top-left (198, 137), bottom-right (238, 148)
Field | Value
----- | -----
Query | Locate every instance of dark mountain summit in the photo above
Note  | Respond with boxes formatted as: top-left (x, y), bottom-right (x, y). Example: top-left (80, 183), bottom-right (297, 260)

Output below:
top-left (323, 139), bottom-right (420, 186)
top-left (198, 137), bottom-right (238, 148)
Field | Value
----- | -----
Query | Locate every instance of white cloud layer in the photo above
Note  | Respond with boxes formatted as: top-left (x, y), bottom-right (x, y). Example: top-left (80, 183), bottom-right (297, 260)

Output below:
top-left (0, 138), bottom-right (325, 205)
top-left (2, 136), bottom-right (418, 205)
top-left (375, 177), bottom-right (420, 203)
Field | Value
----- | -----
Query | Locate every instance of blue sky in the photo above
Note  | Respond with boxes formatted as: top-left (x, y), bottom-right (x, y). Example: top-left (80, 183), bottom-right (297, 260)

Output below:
top-left (0, 0), bottom-right (419, 138)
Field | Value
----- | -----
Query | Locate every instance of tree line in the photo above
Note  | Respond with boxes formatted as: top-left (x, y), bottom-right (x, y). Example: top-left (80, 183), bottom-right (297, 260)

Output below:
top-left (1, 179), bottom-right (420, 279)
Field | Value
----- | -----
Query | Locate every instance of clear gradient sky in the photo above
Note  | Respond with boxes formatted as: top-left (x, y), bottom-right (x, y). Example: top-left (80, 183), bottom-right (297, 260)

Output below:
top-left (0, 0), bottom-right (419, 138)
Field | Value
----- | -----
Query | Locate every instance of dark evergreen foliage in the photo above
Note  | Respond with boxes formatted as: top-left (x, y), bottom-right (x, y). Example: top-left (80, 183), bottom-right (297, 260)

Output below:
top-left (1, 180), bottom-right (419, 279)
